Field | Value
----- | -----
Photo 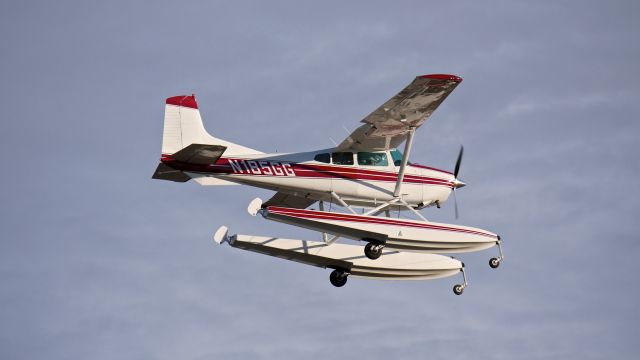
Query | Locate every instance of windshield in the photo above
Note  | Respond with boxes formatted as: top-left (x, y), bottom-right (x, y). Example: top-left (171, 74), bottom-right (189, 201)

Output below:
top-left (390, 149), bottom-right (414, 166)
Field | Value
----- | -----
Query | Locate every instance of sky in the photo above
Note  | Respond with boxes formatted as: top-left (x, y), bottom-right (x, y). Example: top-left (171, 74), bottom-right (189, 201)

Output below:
top-left (1, 0), bottom-right (639, 359)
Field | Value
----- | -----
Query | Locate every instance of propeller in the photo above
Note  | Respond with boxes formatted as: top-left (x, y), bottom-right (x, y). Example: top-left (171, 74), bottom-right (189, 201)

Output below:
top-left (452, 145), bottom-right (465, 219)
top-left (454, 145), bottom-right (464, 180)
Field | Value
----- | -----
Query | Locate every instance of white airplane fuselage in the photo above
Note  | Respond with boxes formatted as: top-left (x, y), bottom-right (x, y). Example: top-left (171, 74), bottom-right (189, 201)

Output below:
top-left (162, 148), bottom-right (456, 209)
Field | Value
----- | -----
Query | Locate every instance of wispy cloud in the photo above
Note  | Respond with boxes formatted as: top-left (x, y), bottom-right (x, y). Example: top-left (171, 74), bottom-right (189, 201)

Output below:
top-left (1, 1), bottom-right (639, 359)
top-left (498, 92), bottom-right (627, 118)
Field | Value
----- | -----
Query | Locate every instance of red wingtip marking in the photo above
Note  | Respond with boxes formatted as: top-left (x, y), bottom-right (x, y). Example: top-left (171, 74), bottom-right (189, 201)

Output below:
top-left (166, 95), bottom-right (198, 109)
top-left (419, 74), bottom-right (463, 82)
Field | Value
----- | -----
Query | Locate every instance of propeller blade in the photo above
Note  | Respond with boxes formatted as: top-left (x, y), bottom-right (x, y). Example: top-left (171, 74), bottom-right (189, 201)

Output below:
top-left (454, 145), bottom-right (464, 179)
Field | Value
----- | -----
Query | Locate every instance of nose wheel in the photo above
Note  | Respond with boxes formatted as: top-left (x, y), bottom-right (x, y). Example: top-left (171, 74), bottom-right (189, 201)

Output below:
top-left (489, 238), bottom-right (505, 269)
top-left (453, 265), bottom-right (468, 295)
top-left (329, 269), bottom-right (349, 287)
top-left (453, 284), bottom-right (465, 295)
top-left (364, 242), bottom-right (384, 260)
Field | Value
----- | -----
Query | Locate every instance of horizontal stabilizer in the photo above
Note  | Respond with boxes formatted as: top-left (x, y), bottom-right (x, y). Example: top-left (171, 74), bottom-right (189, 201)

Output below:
top-left (152, 163), bottom-right (191, 182)
top-left (171, 143), bottom-right (227, 165)
top-left (191, 176), bottom-right (239, 186)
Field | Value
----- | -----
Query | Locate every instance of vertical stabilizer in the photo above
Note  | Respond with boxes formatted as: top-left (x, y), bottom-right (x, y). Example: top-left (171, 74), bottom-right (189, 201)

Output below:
top-left (161, 95), bottom-right (262, 155)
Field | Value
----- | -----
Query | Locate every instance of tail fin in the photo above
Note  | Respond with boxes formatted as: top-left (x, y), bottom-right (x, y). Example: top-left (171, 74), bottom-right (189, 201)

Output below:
top-left (161, 95), bottom-right (262, 156)
top-left (153, 95), bottom-right (260, 184)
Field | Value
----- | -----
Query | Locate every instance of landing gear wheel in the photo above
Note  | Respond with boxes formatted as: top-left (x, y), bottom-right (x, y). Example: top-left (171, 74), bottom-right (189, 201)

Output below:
top-left (453, 284), bottom-right (464, 295)
top-left (364, 243), bottom-right (383, 260)
top-left (329, 270), bottom-right (348, 287)
top-left (489, 257), bottom-right (501, 269)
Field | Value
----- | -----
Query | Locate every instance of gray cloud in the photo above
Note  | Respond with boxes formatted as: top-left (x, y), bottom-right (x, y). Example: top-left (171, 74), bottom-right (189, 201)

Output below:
top-left (1, 0), bottom-right (638, 359)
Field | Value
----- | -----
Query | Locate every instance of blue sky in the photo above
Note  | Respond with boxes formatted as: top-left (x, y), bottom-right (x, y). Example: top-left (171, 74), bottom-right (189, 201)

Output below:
top-left (1, 1), bottom-right (639, 359)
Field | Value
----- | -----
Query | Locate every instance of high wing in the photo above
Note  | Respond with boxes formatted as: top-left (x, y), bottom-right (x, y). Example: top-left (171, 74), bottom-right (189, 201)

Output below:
top-left (338, 74), bottom-right (462, 151)
top-left (263, 192), bottom-right (317, 209)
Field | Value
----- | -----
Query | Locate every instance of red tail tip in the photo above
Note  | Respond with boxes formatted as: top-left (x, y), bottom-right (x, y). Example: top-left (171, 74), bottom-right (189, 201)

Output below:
top-left (166, 95), bottom-right (198, 109)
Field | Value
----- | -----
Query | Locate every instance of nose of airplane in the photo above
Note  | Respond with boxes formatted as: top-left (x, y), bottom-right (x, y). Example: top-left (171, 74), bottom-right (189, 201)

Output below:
top-left (452, 178), bottom-right (466, 189)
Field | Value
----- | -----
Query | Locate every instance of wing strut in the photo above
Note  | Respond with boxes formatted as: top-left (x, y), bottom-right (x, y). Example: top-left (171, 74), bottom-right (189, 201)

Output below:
top-left (319, 201), bottom-right (329, 242)
top-left (393, 126), bottom-right (416, 197)
top-left (331, 191), bottom-right (358, 214)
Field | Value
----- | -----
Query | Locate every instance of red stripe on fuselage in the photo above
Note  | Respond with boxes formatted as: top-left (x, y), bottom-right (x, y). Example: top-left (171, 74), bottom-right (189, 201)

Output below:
top-left (159, 155), bottom-right (454, 187)
top-left (410, 163), bottom-right (453, 175)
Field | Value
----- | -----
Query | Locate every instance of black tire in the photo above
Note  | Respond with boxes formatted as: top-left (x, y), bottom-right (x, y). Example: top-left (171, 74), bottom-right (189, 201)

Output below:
top-left (489, 257), bottom-right (500, 269)
top-left (453, 284), bottom-right (464, 295)
top-left (364, 243), bottom-right (383, 260)
top-left (329, 270), bottom-right (348, 287)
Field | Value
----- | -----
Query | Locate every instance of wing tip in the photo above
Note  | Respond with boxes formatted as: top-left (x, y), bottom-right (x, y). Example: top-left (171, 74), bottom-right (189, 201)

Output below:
top-left (166, 94), bottom-right (198, 109)
top-left (419, 74), bottom-right (463, 83)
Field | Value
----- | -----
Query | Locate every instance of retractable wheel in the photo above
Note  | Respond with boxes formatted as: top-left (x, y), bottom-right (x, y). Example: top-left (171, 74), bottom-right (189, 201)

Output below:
top-left (453, 284), bottom-right (465, 295)
top-left (489, 257), bottom-right (501, 269)
top-left (364, 242), bottom-right (383, 260)
top-left (329, 270), bottom-right (348, 287)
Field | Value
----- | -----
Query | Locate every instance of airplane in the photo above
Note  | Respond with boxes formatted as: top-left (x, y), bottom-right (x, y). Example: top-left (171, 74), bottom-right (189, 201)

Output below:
top-left (153, 74), bottom-right (503, 294)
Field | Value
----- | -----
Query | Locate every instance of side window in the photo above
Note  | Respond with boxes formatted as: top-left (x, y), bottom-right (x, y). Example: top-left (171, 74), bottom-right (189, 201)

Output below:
top-left (314, 153), bottom-right (330, 163)
top-left (357, 152), bottom-right (389, 166)
top-left (331, 152), bottom-right (354, 165)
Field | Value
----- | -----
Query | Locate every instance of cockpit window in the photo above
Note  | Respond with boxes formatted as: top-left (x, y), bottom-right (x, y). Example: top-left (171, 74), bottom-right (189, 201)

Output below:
top-left (314, 153), bottom-right (330, 163)
top-left (390, 149), bottom-right (411, 166)
top-left (357, 152), bottom-right (389, 166)
top-left (331, 152), bottom-right (354, 165)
